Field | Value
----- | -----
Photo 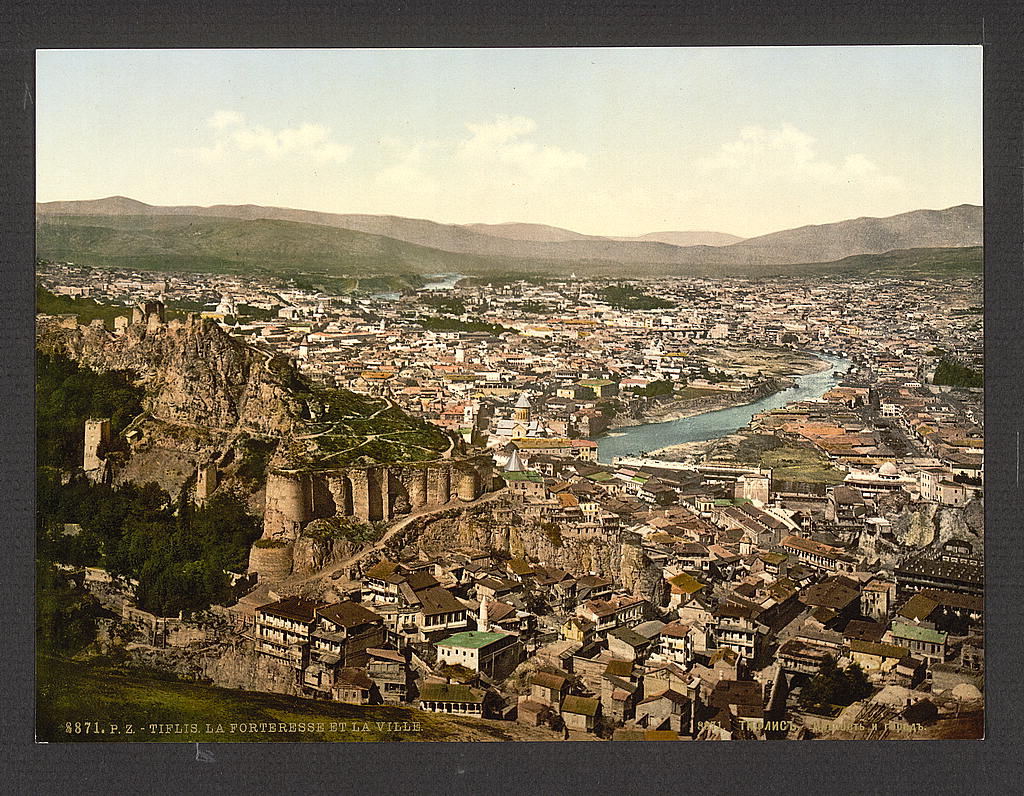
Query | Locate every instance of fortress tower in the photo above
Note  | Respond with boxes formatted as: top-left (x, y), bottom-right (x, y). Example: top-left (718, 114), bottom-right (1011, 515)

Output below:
top-left (131, 300), bottom-right (165, 332)
top-left (195, 462), bottom-right (218, 506)
top-left (83, 418), bottom-right (111, 483)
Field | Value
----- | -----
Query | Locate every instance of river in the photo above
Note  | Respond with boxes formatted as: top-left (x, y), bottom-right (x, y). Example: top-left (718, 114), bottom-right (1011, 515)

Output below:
top-left (420, 273), bottom-right (466, 291)
top-left (596, 353), bottom-right (852, 463)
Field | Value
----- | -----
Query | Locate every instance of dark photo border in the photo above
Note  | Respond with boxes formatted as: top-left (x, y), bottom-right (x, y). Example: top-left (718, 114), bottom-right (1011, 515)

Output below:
top-left (2, 1), bottom-right (1021, 792)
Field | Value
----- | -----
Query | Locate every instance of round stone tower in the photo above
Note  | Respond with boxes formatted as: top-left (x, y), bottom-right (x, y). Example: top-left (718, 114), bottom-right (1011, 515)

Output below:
top-left (263, 471), bottom-right (310, 539)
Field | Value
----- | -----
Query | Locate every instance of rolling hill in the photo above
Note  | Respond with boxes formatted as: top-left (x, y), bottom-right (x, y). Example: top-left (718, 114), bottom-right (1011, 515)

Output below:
top-left (36, 197), bottom-right (983, 277)
top-left (35, 213), bottom-right (517, 278)
top-left (720, 204), bottom-right (982, 264)
top-left (611, 231), bottom-right (746, 247)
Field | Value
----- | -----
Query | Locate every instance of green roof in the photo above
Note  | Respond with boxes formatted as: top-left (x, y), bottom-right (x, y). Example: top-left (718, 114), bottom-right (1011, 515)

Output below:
top-left (850, 640), bottom-right (909, 659)
top-left (890, 622), bottom-right (947, 644)
top-left (562, 695), bottom-right (600, 716)
top-left (503, 471), bottom-right (544, 483)
top-left (667, 572), bottom-right (706, 594)
top-left (898, 593), bottom-right (939, 621)
top-left (436, 631), bottom-right (511, 650)
top-left (577, 379), bottom-right (615, 387)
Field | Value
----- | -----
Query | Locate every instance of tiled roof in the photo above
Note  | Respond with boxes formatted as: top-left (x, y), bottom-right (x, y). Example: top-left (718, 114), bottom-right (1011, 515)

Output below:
top-left (317, 601), bottom-right (384, 628)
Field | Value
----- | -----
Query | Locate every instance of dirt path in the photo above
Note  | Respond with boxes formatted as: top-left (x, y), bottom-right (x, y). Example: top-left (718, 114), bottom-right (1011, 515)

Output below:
top-left (283, 488), bottom-right (507, 592)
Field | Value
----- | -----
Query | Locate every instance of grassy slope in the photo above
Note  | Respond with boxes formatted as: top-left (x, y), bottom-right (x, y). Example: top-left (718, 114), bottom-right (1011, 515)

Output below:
top-left (720, 433), bottom-right (847, 484)
top-left (36, 215), bottom-right (516, 278)
top-left (37, 656), bottom-right (557, 743)
top-left (37, 214), bottom-right (982, 280)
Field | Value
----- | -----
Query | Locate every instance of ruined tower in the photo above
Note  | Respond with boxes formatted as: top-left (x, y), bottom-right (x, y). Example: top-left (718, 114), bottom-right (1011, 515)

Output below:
top-left (131, 299), bottom-right (165, 332)
top-left (83, 418), bottom-right (111, 483)
top-left (195, 462), bottom-right (218, 506)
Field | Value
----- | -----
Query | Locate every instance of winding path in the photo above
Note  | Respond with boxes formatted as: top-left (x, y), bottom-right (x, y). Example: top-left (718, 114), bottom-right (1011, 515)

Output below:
top-left (284, 488), bottom-right (507, 593)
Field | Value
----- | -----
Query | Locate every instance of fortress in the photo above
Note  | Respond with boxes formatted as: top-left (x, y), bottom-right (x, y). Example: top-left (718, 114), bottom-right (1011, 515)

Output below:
top-left (248, 456), bottom-right (495, 582)
top-left (44, 299), bottom-right (496, 586)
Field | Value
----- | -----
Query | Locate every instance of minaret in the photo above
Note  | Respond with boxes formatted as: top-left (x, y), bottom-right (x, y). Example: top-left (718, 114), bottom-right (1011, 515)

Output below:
top-left (513, 392), bottom-right (532, 423)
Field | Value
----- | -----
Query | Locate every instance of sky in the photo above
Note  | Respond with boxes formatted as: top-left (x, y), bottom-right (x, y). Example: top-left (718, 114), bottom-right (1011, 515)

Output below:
top-left (36, 47), bottom-right (982, 239)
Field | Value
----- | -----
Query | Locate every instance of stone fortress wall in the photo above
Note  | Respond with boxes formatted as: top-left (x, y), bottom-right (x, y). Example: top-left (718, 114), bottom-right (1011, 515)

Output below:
top-left (41, 299), bottom-right (494, 585)
top-left (260, 455), bottom-right (495, 541)
top-left (248, 456), bottom-right (494, 582)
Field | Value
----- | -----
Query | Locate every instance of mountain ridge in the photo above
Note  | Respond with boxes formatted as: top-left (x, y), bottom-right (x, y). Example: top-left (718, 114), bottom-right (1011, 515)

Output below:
top-left (36, 197), bottom-right (982, 271)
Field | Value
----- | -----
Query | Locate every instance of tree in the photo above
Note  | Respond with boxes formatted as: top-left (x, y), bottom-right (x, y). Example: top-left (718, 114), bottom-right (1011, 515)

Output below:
top-left (799, 656), bottom-right (873, 711)
top-left (36, 561), bottom-right (106, 655)
top-left (933, 358), bottom-right (983, 388)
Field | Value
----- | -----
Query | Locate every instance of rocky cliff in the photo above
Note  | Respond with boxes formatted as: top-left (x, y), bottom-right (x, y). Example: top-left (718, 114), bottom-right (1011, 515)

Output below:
top-left (376, 499), bottom-right (664, 602)
top-left (36, 308), bottom-right (453, 502)
top-left (888, 498), bottom-right (984, 552)
top-left (860, 493), bottom-right (984, 569)
top-left (37, 312), bottom-right (305, 436)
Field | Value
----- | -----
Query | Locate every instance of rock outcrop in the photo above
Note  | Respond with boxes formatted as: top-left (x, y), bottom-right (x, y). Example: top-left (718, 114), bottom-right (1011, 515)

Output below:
top-left (369, 499), bottom-right (665, 603)
top-left (37, 310), bottom-right (304, 436)
top-left (887, 498), bottom-right (984, 552)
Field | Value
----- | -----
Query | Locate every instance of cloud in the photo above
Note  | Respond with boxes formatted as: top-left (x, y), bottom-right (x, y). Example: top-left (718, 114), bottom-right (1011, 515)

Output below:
top-left (209, 110), bottom-right (245, 130)
top-left (457, 115), bottom-right (587, 180)
top-left (196, 111), bottom-right (352, 165)
top-left (696, 123), bottom-right (900, 189)
top-left (374, 139), bottom-right (441, 199)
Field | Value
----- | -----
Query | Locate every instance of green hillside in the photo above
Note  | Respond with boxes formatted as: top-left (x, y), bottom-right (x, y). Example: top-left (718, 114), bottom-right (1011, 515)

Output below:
top-left (36, 214), bottom-right (515, 278)
top-left (36, 214), bottom-right (983, 280)
top-left (37, 656), bottom-right (555, 743)
top-left (793, 246), bottom-right (983, 277)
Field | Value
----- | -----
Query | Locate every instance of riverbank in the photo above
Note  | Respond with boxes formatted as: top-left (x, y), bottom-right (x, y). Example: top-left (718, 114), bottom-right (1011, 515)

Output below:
top-left (604, 350), bottom-right (831, 434)
top-left (596, 351), bottom-right (847, 464)
top-left (647, 435), bottom-right (739, 463)
top-left (606, 381), bottom-right (787, 432)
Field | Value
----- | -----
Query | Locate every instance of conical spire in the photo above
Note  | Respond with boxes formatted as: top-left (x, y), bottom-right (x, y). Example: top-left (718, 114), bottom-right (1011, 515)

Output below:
top-left (505, 448), bottom-right (526, 472)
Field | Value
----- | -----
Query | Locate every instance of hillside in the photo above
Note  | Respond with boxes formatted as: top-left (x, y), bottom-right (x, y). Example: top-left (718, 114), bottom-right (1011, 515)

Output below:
top-left (35, 309), bottom-right (452, 495)
top-left (612, 231), bottom-right (746, 246)
top-left (36, 214), bottom-right (513, 277)
top-left (37, 198), bottom-right (983, 276)
top-left (794, 245), bottom-right (983, 277)
top-left (463, 221), bottom-right (600, 242)
top-left (723, 205), bottom-right (982, 264)
top-left (37, 656), bottom-right (561, 742)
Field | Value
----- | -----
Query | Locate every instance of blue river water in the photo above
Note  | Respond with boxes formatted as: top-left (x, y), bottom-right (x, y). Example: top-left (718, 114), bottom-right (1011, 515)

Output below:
top-left (420, 273), bottom-right (466, 291)
top-left (596, 354), bottom-right (852, 463)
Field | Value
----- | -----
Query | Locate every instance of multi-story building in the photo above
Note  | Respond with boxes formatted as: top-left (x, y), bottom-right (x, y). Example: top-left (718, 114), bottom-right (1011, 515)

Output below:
top-left (253, 596), bottom-right (326, 668)
top-left (435, 630), bottom-right (522, 680)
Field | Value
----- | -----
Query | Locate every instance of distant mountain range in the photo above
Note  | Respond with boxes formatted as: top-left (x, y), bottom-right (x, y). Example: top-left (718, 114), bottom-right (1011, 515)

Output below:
top-left (463, 222), bottom-right (745, 248)
top-left (36, 197), bottom-right (982, 278)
